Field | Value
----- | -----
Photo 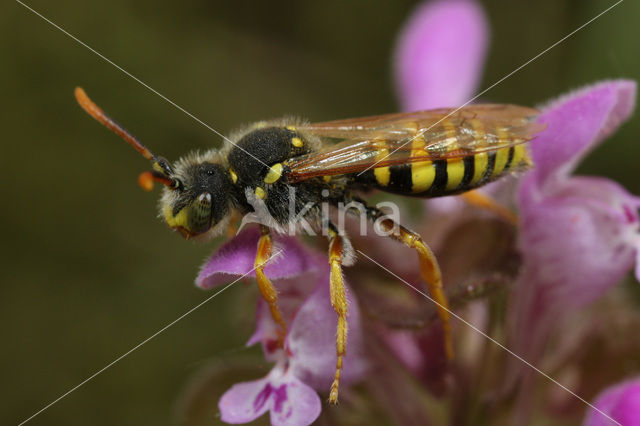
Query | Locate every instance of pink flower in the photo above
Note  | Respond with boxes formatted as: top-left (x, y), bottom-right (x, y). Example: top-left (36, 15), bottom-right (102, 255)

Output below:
top-left (394, 0), bottom-right (488, 111)
top-left (393, 0), bottom-right (640, 412)
top-left (197, 228), bottom-right (365, 425)
top-left (509, 80), bottom-right (638, 359)
top-left (584, 377), bottom-right (640, 426)
top-left (506, 80), bottom-right (639, 398)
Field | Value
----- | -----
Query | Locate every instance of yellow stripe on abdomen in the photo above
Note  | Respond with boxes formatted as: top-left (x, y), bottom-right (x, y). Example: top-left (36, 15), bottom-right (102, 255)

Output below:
top-left (411, 161), bottom-right (435, 192)
top-left (445, 159), bottom-right (465, 191)
top-left (492, 147), bottom-right (511, 177)
top-left (470, 152), bottom-right (489, 185)
top-left (373, 140), bottom-right (390, 186)
top-left (511, 144), bottom-right (530, 169)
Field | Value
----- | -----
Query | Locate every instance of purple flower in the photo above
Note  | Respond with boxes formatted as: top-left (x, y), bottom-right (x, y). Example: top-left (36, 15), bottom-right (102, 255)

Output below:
top-left (393, 2), bottom-right (640, 414)
top-left (197, 228), bottom-right (365, 425)
top-left (509, 80), bottom-right (639, 366)
top-left (394, 0), bottom-right (489, 111)
top-left (394, 0), bottom-right (639, 357)
top-left (584, 377), bottom-right (640, 426)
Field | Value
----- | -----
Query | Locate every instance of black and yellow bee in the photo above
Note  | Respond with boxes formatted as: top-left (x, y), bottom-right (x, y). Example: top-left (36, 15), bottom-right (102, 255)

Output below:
top-left (75, 87), bottom-right (543, 403)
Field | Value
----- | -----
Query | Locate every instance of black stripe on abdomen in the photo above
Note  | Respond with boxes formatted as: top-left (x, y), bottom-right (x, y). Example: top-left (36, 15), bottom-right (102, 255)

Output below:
top-left (388, 164), bottom-right (413, 193)
top-left (427, 159), bottom-right (448, 195)
top-left (479, 152), bottom-right (497, 185)
top-left (459, 155), bottom-right (475, 189)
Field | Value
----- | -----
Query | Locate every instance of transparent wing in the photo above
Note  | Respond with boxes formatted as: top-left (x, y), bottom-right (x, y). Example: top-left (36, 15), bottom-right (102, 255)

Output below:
top-left (285, 105), bottom-right (545, 182)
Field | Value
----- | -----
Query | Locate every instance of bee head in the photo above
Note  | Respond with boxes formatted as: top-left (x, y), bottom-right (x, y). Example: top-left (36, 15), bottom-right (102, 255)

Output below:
top-left (75, 87), bottom-right (231, 239)
top-left (160, 159), bottom-right (232, 239)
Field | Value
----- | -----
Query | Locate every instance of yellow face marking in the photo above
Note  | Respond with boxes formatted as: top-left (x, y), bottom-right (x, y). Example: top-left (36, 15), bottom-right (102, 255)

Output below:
top-left (291, 137), bottom-right (304, 148)
top-left (229, 169), bottom-right (238, 183)
top-left (411, 161), bottom-right (435, 192)
top-left (323, 175), bottom-right (332, 183)
top-left (373, 139), bottom-right (390, 186)
top-left (445, 159), bottom-right (465, 191)
top-left (470, 152), bottom-right (489, 185)
top-left (264, 163), bottom-right (283, 184)
top-left (255, 187), bottom-right (266, 200)
top-left (163, 204), bottom-right (189, 229)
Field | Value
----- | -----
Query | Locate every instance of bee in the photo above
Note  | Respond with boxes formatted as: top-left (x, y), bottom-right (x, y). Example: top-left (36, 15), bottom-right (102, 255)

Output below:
top-left (75, 87), bottom-right (544, 404)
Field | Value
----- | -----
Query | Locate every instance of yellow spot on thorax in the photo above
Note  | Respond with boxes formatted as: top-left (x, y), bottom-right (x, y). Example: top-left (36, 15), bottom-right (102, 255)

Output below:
top-left (264, 163), bottom-right (283, 184)
top-left (291, 137), bottom-right (304, 148)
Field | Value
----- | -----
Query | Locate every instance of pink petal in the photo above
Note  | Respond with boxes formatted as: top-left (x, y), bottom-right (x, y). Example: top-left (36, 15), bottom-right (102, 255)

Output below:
top-left (218, 368), bottom-right (321, 426)
top-left (511, 176), bottom-right (639, 362)
top-left (196, 227), bottom-right (323, 289)
top-left (287, 266), bottom-right (367, 390)
top-left (268, 373), bottom-right (321, 426)
top-left (584, 377), bottom-right (640, 426)
top-left (247, 274), bottom-right (323, 360)
top-left (394, 0), bottom-right (489, 111)
top-left (219, 376), bottom-right (271, 424)
top-left (532, 80), bottom-right (636, 187)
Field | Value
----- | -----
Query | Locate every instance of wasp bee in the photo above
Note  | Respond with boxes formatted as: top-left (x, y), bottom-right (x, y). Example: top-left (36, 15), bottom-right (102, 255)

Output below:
top-left (75, 87), bottom-right (543, 403)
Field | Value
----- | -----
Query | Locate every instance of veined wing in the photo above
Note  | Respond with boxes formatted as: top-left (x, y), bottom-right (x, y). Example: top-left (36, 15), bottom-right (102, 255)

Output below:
top-left (285, 105), bottom-right (545, 182)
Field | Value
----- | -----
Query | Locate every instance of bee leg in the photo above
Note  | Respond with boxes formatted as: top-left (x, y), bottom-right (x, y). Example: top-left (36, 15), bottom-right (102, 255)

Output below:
top-left (327, 222), bottom-right (348, 405)
top-left (254, 225), bottom-right (287, 346)
top-left (461, 190), bottom-right (517, 225)
top-left (356, 201), bottom-right (453, 360)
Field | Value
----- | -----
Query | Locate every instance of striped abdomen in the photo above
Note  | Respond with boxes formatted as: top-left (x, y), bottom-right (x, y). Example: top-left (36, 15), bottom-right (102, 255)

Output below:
top-left (355, 144), bottom-right (530, 197)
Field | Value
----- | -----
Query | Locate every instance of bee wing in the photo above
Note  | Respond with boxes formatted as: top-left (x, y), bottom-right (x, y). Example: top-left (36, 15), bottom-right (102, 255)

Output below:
top-left (285, 105), bottom-right (545, 182)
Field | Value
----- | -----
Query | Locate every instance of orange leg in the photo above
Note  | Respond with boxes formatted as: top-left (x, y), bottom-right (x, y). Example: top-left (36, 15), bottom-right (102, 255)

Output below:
top-left (254, 225), bottom-right (287, 347)
top-left (462, 190), bottom-right (517, 225)
top-left (327, 224), bottom-right (348, 404)
top-left (347, 196), bottom-right (454, 360)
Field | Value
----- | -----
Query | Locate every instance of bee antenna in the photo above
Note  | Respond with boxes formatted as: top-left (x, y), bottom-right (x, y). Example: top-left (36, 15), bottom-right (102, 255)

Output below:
top-left (75, 87), bottom-right (180, 191)
top-left (138, 170), bottom-right (182, 192)
top-left (75, 87), bottom-right (162, 163)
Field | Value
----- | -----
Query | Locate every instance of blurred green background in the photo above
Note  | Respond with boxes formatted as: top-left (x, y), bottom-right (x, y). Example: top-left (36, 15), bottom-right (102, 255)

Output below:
top-left (2, 0), bottom-right (639, 425)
